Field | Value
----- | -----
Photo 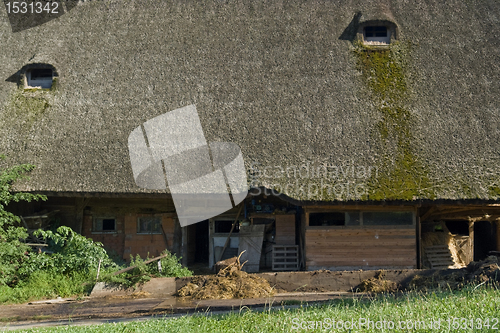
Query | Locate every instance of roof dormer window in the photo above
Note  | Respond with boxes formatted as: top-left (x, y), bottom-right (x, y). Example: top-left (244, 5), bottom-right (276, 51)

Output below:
top-left (356, 20), bottom-right (397, 47)
top-left (363, 26), bottom-right (390, 45)
top-left (26, 68), bottom-right (54, 89)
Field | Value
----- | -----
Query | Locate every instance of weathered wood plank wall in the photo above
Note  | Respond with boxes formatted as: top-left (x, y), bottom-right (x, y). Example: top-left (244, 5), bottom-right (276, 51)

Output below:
top-left (275, 214), bottom-right (295, 245)
top-left (305, 227), bottom-right (416, 270)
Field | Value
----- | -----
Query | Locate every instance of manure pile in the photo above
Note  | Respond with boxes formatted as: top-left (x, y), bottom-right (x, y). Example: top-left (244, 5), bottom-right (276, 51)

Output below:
top-left (409, 256), bottom-right (500, 291)
top-left (356, 257), bottom-right (500, 294)
top-left (356, 271), bottom-right (398, 293)
top-left (177, 256), bottom-right (274, 300)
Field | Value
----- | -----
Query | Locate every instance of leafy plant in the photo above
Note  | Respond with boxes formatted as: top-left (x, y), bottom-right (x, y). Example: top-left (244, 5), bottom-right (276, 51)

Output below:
top-left (0, 154), bottom-right (46, 286)
top-left (33, 226), bottom-right (119, 275)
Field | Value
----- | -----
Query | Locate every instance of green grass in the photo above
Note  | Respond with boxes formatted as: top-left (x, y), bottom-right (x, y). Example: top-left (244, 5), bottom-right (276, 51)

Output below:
top-left (0, 271), bottom-right (95, 304)
top-left (9, 285), bottom-right (500, 332)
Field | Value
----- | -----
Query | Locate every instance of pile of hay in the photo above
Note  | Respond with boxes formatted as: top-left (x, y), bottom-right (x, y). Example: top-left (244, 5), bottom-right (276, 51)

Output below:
top-left (422, 231), bottom-right (465, 269)
top-left (409, 256), bottom-right (500, 291)
top-left (177, 254), bottom-right (274, 300)
top-left (356, 271), bottom-right (398, 293)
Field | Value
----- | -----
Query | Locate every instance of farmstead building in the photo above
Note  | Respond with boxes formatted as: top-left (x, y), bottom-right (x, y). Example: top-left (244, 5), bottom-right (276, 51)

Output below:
top-left (2, 0), bottom-right (500, 272)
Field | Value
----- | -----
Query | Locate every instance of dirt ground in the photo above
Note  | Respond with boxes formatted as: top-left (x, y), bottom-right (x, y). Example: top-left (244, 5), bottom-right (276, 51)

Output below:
top-left (0, 292), bottom-right (365, 329)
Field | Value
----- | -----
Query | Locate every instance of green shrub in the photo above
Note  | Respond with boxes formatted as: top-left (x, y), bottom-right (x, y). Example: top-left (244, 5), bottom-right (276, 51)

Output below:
top-left (0, 155), bottom-right (46, 287)
top-left (33, 226), bottom-right (119, 275)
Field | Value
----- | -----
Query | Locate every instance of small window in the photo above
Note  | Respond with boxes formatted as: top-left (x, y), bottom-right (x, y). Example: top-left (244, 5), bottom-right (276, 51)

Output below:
top-left (362, 211), bottom-right (414, 226)
top-left (26, 68), bottom-right (53, 89)
top-left (214, 220), bottom-right (239, 233)
top-left (93, 218), bottom-right (116, 232)
top-left (137, 216), bottom-right (162, 234)
top-left (309, 212), bottom-right (345, 226)
top-left (363, 26), bottom-right (391, 45)
top-left (345, 211), bottom-right (361, 226)
top-left (365, 26), bottom-right (388, 38)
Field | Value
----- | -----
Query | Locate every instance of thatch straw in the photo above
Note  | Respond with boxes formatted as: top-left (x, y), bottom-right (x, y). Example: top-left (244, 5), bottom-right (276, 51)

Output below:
top-left (422, 230), bottom-right (466, 269)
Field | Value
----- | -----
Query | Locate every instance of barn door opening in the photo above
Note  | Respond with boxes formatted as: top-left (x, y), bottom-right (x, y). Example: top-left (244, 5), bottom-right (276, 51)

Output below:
top-left (474, 221), bottom-right (497, 261)
top-left (195, 219), bottom-right (209, 263)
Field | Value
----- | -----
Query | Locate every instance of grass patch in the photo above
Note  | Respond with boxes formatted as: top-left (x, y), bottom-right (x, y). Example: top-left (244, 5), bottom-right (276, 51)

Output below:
top-left (10, 285), bottom-right (500, 332)
top-left (0, 316), bottom-right (20, 322)
top-left (0, 270), bottom-right (95, 304)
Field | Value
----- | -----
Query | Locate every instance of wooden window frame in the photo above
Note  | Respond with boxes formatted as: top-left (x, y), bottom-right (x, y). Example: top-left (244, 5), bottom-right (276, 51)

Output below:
top-left (92, 217), bottom-right (117, 233)
top-left (137, 215), bottom-right (162, 234)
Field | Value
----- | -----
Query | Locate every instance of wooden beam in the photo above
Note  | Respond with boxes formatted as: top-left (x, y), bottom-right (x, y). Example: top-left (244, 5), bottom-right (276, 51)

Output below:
top-left (496, 221), bottom-right (500, 252)
top-left (113, 253), bottom-right (169, 276)
top-left (304, 205), bottom-right (416, 212)
top-left (432, 208), bottom-right (489, 218)
top-left (76, 197), bottom-right (90, 234)
top-left (417, 215), bottom-right (422, 269)
top-left (468, 221), bottom-right (474, 263)
top-left (420, 206), bottom-right (439, 221)
top-left (160, 224), bottom-right (169, 251)
top-left (218, 203), bottom-right (244, 263)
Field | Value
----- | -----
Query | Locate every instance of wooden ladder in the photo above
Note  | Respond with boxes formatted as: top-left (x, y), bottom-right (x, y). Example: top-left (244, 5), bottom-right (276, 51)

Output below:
top-left (424, 245), bottom-right (454, 269)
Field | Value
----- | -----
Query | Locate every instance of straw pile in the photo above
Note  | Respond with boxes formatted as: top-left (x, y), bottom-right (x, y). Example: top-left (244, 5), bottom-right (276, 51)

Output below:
top-left (177, 253), bottom-right (274, 300)
top-left (422, 231), bottom-right (466, 268)
top-left (356, 270), bottom-right (398, 293)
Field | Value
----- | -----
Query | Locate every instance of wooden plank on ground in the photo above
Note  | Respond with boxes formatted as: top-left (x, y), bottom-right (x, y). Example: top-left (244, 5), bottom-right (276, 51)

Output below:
top-left (113, 253), bottom-right (169, 276)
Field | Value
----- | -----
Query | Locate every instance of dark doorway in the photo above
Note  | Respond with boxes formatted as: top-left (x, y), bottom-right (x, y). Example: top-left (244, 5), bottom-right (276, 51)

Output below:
top-left (194, 220), bottom-right (209, 263)
top-left (445, 220), bottom-right (469, 236)
top-left (474, 221), bottom-right (497, 261)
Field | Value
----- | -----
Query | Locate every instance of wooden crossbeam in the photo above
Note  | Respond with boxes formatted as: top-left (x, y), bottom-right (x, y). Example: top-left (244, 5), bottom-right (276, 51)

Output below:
top-left (218, 203), bottom-right (244, 263)
top-left (113, 253), bottom-right (169, 276)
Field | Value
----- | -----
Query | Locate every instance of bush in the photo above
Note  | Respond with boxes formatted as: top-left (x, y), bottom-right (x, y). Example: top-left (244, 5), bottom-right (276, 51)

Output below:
top-left (0, 156), bottom-right (106, 303)
top-left (32, 226), bottom-right (119, 275)
top-left (0, 155), bottom-right (46, 287)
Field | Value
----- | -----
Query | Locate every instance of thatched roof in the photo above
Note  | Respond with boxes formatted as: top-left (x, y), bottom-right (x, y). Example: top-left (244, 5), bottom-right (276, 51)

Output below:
top-left (1, 0), bottom-right (499, 202)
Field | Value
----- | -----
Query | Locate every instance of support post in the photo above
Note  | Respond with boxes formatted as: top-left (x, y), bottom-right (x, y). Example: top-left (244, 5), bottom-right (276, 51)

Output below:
top-left (218, 203), bottom-right (244, 263)
top-left (497, 221), bottom-right (500, 252)
top-left (181, 225), bottom-right (188, 267)
top-left (416, 215), bottom-right (421, 269)
top-left (468, 221), bottom-right (475, 263)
